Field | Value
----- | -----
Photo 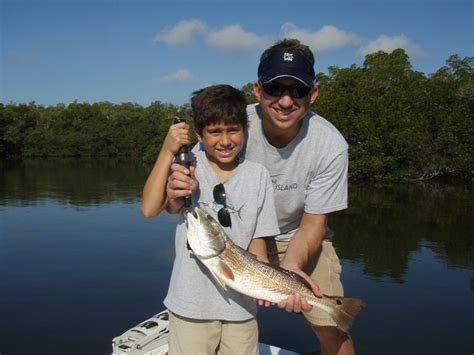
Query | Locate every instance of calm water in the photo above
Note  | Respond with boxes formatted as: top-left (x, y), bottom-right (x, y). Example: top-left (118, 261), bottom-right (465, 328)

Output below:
top-left (0, 159), bottom-right (472, 355)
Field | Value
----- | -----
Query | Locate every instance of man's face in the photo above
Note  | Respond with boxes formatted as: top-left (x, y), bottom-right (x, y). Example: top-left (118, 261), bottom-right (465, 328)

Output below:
top-left (253, 77), bottom-right (318, 136)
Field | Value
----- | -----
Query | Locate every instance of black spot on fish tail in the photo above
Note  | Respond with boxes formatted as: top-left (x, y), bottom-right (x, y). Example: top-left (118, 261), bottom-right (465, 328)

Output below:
top-left (326, 296), bottom-right (366, 333)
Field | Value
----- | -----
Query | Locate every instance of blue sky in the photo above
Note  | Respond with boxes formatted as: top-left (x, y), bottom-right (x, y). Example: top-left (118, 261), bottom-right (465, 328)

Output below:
top-left (1, 0), bottom-right (472, 107)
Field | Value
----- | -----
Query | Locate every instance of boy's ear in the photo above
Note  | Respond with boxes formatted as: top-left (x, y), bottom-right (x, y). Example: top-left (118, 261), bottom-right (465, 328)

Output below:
top-left (194, 128), bottom-right (203, 142)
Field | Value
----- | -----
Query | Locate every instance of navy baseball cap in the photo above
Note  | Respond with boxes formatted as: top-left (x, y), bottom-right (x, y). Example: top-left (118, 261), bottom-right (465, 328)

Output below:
top-left (258, 50), bottom-right (315, 87)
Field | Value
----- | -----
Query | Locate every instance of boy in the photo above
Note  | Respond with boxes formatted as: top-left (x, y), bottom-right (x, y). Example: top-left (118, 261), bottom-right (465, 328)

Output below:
top-left (141, 84), bottom-right (279, 355)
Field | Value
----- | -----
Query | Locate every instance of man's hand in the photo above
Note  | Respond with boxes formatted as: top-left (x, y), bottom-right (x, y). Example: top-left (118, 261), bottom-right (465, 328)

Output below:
top-left (277, 266), bottom-right (322, 313)
top-left (256, 266), bottom-right (322, 313)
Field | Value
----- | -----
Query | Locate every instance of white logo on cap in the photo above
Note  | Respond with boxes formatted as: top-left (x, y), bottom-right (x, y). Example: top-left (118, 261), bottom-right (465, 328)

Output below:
top-left (283, 52), bottom-right (293, 61)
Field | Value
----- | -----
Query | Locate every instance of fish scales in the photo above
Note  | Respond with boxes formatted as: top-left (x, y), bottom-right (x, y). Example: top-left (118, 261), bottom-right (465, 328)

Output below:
top-left (186, 207), bottom-right (366, 333)
top-left (219, 241), bottom-right (344, 315)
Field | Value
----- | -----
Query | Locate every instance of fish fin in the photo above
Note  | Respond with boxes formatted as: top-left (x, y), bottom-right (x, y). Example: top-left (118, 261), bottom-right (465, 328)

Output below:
top-left (211, 261), bottom-right (235, 289)
top-left (325, 296), bottom-right (366, 333)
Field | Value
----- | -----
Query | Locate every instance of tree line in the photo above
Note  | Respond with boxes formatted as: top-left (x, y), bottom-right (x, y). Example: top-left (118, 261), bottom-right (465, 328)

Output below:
top-left (1, 49), bottom-right (472, 181)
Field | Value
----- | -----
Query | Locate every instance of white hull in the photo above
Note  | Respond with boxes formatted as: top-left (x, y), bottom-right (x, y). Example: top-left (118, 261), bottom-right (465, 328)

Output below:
top-left (112, 309), bottom-right (298, 355)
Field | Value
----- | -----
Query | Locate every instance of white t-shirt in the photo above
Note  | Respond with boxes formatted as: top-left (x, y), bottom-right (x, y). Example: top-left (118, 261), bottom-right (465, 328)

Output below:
top-left (242, 104), bottom-right (348, 241)
top-left (164, 147), bottom-right (280, 321)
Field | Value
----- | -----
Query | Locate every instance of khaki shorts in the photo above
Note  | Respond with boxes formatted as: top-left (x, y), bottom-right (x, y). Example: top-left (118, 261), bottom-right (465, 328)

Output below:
top-left (266, 238), bottom-right (344, 327)
top-left (168, 311), bottom-right (258, 355)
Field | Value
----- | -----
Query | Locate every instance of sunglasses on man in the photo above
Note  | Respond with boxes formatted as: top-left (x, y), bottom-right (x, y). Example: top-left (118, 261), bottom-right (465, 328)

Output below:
top-left (261, 81), bottom-right (312, 99)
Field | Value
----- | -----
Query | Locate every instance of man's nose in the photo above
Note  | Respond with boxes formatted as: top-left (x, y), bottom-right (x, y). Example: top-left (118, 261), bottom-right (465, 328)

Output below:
top-left (278, 90), bottom-right (294, 106)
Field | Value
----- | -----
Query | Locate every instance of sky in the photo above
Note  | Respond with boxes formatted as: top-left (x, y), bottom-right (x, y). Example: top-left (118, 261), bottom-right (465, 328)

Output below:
top-left (1, 0), bottom-right (472, 107)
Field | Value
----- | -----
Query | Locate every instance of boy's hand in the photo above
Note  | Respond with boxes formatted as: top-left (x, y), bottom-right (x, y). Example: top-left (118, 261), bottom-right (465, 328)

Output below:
top-left (257, 299), bottom-right (276, 308)
top-left (166, 163), bottom-right (198, 200)
top-left (163, 122), bottom-right (191, 156)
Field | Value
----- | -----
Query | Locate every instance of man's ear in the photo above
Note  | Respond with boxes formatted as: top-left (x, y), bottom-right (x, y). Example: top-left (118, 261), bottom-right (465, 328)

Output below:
top-left (309, 86), bottom-right (319, 104)
top-left (253, 82), bottom-right (262, 102)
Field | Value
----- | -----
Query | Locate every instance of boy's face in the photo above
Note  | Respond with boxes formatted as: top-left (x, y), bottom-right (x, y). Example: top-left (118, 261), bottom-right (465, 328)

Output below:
top-left (195, 121), bottom-right (245, 170)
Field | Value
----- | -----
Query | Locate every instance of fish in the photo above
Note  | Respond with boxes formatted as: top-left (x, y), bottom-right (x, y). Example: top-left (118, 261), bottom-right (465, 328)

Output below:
top-left (186, 207), bottom-right (366, 333)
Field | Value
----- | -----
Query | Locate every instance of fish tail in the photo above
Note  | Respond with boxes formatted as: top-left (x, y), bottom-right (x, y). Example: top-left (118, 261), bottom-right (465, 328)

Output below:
top-left (328, 297), bottom-right (366, 333)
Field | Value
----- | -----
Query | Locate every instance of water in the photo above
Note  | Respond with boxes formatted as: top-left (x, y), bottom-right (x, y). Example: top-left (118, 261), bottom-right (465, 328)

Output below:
top-left (0, 159), bottom-right (472, 355)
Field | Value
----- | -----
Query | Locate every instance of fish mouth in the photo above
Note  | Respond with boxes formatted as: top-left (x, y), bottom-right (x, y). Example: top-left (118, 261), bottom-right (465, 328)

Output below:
top-left (185, 207), bottom-right (197, 230)
top-left (186, 206), bottom-right (204, 224)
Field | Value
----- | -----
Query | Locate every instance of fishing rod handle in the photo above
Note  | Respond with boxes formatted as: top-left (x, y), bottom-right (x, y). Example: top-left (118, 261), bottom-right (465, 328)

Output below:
top-left (172, 116), bottom-right (192, 209)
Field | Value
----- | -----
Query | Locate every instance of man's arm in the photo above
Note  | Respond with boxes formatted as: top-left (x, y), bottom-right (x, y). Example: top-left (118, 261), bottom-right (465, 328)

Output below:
top-left (277, 212), bottom-right (326, 312)
top-left (281, 212), bottom-right (327, 273)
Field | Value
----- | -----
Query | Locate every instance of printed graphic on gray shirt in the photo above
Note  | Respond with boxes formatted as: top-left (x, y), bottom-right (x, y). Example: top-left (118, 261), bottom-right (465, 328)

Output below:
top-left (271, 174), bottom-right (298, 192)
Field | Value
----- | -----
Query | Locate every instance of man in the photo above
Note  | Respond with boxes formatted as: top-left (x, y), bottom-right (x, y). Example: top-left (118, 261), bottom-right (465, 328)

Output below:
top-left (166, 39), bottom-right (356, 355)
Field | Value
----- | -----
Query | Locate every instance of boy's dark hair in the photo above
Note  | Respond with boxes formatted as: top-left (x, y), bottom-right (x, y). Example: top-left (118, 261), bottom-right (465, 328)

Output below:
top-left (191, 84), bottom-right (248, 134)
top-left (260, 38), bottom-right (315, 67)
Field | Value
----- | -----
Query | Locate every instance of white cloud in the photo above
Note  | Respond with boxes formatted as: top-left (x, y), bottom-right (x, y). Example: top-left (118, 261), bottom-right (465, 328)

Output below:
top-left (280, 23), bottom-right (361, 52)
top-left (357, 34), bottom-right (426, 57)
top-left (206, 25), bottom-right (273, 52)
top-left (153, 19), bottom-right (427, 61)
top-left (153, 19), bottom-right (207, 45)
top-left (154, 19), bottom-right (272, 52)
top-left (161, 69), bottom-right (197, 82)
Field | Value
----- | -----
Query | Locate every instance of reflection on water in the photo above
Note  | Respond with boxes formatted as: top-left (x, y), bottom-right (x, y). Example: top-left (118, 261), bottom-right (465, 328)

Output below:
top-left (0, 159), bottom-right (472, 355)
top-left (0, 158), bottom-right (148, 205)
top-left (331, 181), bottom-right (473, 279)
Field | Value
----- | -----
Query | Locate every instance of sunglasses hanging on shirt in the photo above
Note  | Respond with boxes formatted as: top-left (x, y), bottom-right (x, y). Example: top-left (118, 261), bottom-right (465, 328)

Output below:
top-left (213, 183), bottom-right (232, 228)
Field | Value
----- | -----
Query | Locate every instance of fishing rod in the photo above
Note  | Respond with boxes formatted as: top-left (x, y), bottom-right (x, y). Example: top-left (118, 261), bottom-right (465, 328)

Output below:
top-left (172, 116), bottom-right (193, 212)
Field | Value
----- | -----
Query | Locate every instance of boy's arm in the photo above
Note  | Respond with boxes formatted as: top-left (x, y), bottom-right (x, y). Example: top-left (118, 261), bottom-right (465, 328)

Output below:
top-left (247, 237), bottom-right (269, 263)
top-left (141, 122), bottom-right (190, 218)
top-left (248, 236), bottom-right (276, 308)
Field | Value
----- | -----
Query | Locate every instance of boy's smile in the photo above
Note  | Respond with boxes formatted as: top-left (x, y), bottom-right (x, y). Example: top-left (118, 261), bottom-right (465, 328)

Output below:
top-left (196, 122), bottom-right (244, 171)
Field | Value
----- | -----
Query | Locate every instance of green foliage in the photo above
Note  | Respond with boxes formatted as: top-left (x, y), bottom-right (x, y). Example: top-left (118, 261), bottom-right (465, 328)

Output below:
top-left (313, 50), bottom-right (472, 180)
top-left (0, 100), bottom-right (191, 161)
top-left (0, 102), bottom-right (41, 157)
top-left (1, 50), bottom-right (472, 180)
top-left (241, 82), bottom-right (258, 104)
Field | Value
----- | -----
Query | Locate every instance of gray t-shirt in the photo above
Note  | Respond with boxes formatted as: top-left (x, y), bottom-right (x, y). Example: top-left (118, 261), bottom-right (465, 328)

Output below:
top-left (242, 104), bottom-right (348, 241)
top-left (164, 147), bottom-right (280, 321)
